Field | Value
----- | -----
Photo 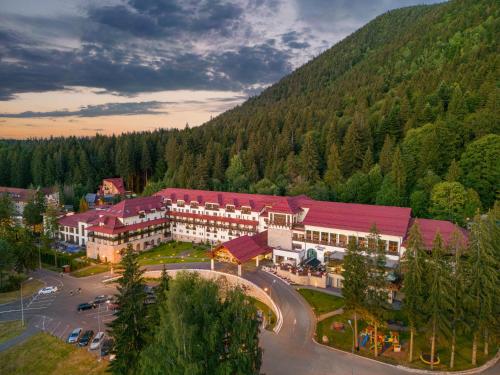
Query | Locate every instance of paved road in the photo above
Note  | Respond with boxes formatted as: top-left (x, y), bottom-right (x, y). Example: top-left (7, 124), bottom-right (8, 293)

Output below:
top-left (1, 265), bottom-right (498, 375)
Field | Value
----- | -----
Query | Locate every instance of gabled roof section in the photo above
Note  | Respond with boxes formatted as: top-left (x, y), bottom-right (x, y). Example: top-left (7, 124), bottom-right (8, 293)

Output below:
top-left (219, 231), bottom-right (271, 263)
top-left (103, 178), bottom-right (126, 194)
top-left (407, 218), bottom-right (468, 250)
top-left (299, 200), bottom-right (412, 237)
top-left (59, 210), bottom-right (101, 227)
top-left (106, 196), bottom-right (164, 218)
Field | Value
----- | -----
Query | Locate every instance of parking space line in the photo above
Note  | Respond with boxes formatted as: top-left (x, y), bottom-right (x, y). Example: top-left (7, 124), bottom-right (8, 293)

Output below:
top-left (51, 321), bottom-right (61, 335)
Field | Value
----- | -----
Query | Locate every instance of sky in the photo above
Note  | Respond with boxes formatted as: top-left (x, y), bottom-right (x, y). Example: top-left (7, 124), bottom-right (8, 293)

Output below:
top-left (0, 0), bottom-right (440, 139)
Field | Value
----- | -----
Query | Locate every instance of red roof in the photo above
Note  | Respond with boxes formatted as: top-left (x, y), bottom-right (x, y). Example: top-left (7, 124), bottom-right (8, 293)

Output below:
top-left (103, 178), bottom-right (126, 194)
top-left (299, 199), bottom-right (412, 237)
top-left (87, 217), bottom-right (168, 235)
top-left (408, 218), bottom-right (468, 250)
top-left (169, 211), bottom-right (257, 226)
top-left (220, 231), bottom-right (271, 263)
top-left (106, 196), bottom-right (164, 218)
top-left (156, 188), bottom-right (303, 213)
top-left (59, 210), bottom-right (101, 227)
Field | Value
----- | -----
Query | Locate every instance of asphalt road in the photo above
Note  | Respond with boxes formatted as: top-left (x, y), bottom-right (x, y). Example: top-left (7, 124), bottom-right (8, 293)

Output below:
top-left (0, 265), bottom-right (498, 375)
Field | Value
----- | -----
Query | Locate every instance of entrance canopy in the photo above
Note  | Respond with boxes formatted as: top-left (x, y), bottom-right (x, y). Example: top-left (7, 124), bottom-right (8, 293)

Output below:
top-left (214, 231), bottom-right (271, 264)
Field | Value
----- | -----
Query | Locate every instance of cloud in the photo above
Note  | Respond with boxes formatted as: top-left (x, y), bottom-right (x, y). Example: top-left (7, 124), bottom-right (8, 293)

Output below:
top-left (281, 31), bottom-right (310, 49)
top-left (0, 101), bottom-right (169, 118)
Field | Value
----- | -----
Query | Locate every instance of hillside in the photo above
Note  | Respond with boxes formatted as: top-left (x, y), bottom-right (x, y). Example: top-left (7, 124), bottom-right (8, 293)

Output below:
top-left (0, 0), bottom-right (498, 224)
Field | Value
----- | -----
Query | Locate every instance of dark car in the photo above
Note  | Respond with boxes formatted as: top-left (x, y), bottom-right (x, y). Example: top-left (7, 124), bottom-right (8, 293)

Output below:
top-left (77, 302), bottom-right (96, 311)
top-left (78, 330), bottom-right (94, 347)
top-left (94, 295), bottom-right (113, 305)
top-left (100, 338), bottom-right (114, 356)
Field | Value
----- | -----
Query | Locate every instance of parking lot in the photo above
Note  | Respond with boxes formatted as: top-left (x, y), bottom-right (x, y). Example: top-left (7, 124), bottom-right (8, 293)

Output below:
top-left (0, 269), bottom-right (117, 356)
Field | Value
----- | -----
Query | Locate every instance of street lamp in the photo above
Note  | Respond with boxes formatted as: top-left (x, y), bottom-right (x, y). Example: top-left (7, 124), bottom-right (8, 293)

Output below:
top-left (21, 277), bottom-right (33, 327)
top-left (347, 319), bottom-right (354, 354)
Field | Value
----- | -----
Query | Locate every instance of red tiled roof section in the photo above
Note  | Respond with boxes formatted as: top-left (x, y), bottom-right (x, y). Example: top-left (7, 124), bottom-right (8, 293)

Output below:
top-left (300, 200), bottom-right (412, 237)
top-left (106, 196), bottom-right (164, 218)
top-left (0, 187), bottom-right (36, 202)
top-left (169, 211), bottom-right (257, 226)
top-left (408, 218), bottom-right (468, 250)
top-left (87, 217), bottom-right (169, 235)
top-left (104, 178), bottom-right (126, 194)
top-left (221, 231), bottom-right (271, 263)
top-left (156, 188), bottom-right (307, 213)
top-left (59, 210), bottom-right (101, 227)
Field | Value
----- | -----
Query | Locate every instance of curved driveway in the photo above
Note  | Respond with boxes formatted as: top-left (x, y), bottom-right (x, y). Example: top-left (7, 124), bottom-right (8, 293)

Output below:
top-left (1, 264), bottom-right (497, 374)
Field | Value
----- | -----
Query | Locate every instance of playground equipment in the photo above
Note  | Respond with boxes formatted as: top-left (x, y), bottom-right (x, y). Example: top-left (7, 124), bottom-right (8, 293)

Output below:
top-left (359, 327), bottom-right (401, 353)
top-left (420, 353), bottom-right (440, 365)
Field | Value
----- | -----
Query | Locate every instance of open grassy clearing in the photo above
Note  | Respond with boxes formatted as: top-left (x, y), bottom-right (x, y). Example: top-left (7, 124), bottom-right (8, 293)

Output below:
top-left (296, 288), bottom-right (344, 316)
top-left (0, 333), bottom-right (108, 375)
top-left (316, 312), bottom-right (498, 371)
top-left (70, 264), bottom-right (111, 277)
top-left (0, 320), bottom-right (26, 344)
top-left (0, 279), bottom-right (44, 304)
top-left (138, 241), bottom-right (210, 265)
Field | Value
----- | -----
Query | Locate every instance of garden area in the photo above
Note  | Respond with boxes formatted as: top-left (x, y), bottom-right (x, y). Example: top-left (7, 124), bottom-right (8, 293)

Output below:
top-left (296, 288), bottom-right (344, 316)
top-left (137, 241), bottom-right (210, 265)
top-left (0, 333), bottom-right (108, 375)
top-left (0, 320), bottom-right (26, 344)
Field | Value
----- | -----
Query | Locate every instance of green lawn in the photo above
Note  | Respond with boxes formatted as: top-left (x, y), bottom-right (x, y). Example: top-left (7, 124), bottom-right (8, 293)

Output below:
top-left (0, 333), bottom-right (108, 375)
top-left (0, 320), bottom-right (26, 344)
top-left (138, 241), bottom-right (210, 265)
top-left (316, 312), bottom-right (498, 371)
top-left (247, 297), bottom-right (276, 331)
top-left (297, 288), bottom-right (344, 316)
top-left (0, 279), bottom-right (44, 304)
top-left (70, 264), bottom-right (110, 277)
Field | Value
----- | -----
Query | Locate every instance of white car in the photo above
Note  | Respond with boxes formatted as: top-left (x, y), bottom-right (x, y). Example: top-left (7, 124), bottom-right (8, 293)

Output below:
top-left (38, 286), bottom-right (58, 295)
top-left (89, 331), bottom-right (105, 350)
top-left (67, 328), bottom-right (82, 344)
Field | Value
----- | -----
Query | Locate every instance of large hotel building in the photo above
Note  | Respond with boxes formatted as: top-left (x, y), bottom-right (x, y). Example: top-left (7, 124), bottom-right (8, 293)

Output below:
top-left (58, 188), bottom-right (467, 269)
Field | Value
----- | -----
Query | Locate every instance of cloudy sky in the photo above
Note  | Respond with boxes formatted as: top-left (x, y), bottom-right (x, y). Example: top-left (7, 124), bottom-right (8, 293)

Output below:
top-left (0, 0), bottom-right (440, 139)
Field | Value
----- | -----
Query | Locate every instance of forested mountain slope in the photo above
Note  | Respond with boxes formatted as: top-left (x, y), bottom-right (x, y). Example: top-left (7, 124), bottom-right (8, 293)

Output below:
top-left (0, 0), bottom-right (498, 225)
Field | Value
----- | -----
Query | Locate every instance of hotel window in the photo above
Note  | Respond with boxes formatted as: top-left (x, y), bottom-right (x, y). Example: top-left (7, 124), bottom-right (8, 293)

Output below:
top-left (226, 204), bottom-right (235, 213)
top-left (329, 233), bottom-right (337, 244)
top-left (312, 231), bottom-right (320, 242)
top-left (306, 230), bottom-right (312, 241)
top-left (368, 237), bottom-right (377, 250)
top-left (338, 235), bottom-right (347, 247)
top-left (388, 241), bottom-right (398, 254)
top-left (241, 206), bottom-right (251, 215)
top-left (177, 200), bottom-right (185, 207)
top-left (321, 232), bottom-right (328, 243)
top-left (358, 237), bottom-right (367, 248)
top-left (348, 236), bottom-right (357, 245)
top-left (190, 201), bottom-right (198, 208)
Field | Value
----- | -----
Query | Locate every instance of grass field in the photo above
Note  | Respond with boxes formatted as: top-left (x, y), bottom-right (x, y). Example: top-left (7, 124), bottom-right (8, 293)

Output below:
top-left (71, 264), bottom-right (111, 277)
top-left (0, 279), bottom-right (44, 304)
top-left (0, 320), bottom-right (26, 344)
top-left (316, 312), bottom-right (498, 371)
top-left (138, 241), bottom-right (210, 265)
top-left (0, 333), bottom-right (108, 374)
top-left (297, 288), bottom-right (344, 316)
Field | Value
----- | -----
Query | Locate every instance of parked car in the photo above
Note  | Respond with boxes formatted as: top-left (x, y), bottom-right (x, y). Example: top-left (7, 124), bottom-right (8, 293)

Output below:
top-left (77, 302), bottom-right (97, 311)
top-left (89, 331), bottom-right (105, 350)
top-left (67, 328), bottom-right (82, 344)
top-left (100, 338), bottom-right (114, 357)
top-left (94, 295), bottom-right (113, 305)
top-left (38, 286), bottom-right (58, 295)
top-left (78, 330), bottom-right (94, 347)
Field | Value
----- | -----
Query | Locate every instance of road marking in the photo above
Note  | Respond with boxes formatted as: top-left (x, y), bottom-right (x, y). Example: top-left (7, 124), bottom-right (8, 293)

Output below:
top-left (0, 306), bottom-right (49, 313)
top-left (51, 321), bottom-right (61, 335)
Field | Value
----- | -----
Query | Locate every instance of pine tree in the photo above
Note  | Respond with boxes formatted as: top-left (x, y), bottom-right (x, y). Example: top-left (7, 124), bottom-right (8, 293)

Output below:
top-left (378, 135), bottom-right (394, 175)
top-left (299, 132), bottom-right (320, 182)
top-left (79, 197), bottom-right (89, 213)
top-left (445, 159), bottom-right (462, 182)
top-left (342, 240), bottom-right (368, 350)
top-left (324, 143), bottom-right (343, 195)
top-left (341, 121), bottom-right (363, 177)
top-left (361, 148), bottom-right (373, 173)
top-left (109, 245), bottom-right (147, 375)
top-left (390, 146), bottom-right (406, 203)
top-left (425, 233), bottom-right (452, 369)
top-left (467, 212), bottom-right (498, 365)
top-left (364, 225), bottom-right (388, 357)
top-left (401, 221), bottom-right (428, 363)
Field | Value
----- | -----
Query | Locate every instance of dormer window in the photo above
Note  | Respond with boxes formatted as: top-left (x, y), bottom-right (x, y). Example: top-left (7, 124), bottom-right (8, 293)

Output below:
top-left (177, 200), bottom-right (185, 207)
top-left (205, 203), bottom-right (219, 211)
top-left (241, 206), bottom-right (251, 215)
top-left (225, 204), bottom-right (235, 213)
top-left (165, 199), bottom-right (172, 206)
top-left (190, 201), bottom-right (199, 208)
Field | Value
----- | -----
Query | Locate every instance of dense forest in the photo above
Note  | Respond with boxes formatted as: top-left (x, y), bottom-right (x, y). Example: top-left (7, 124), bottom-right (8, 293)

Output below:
top-left (0, 0), bottom-right (498, 225)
